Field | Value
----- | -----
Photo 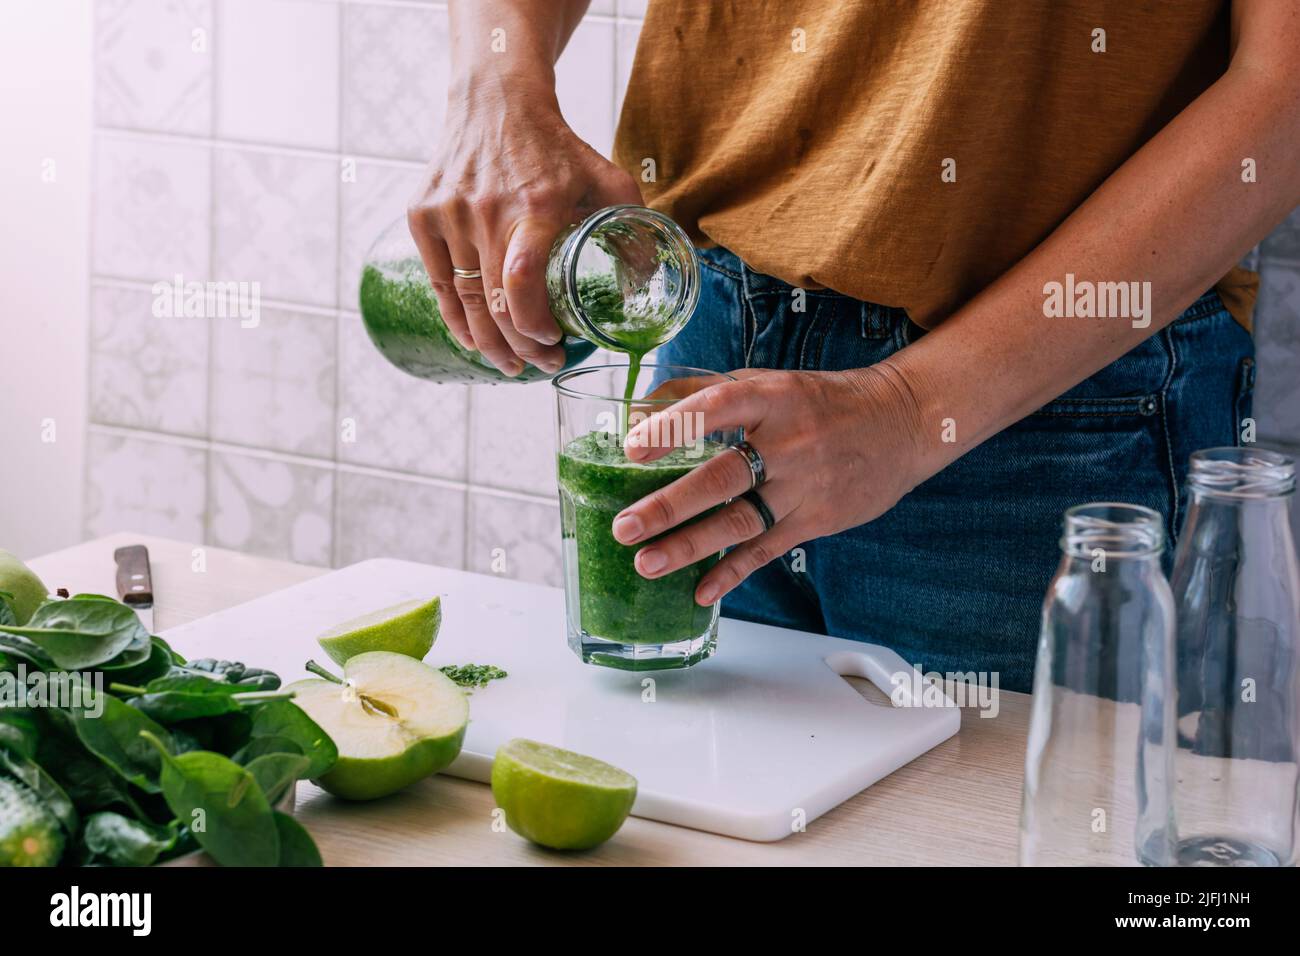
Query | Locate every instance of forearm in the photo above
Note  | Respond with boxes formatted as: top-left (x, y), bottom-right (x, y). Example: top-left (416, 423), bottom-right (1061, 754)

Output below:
top-left (448, 0), bottom-right (589, 97)
top-left (886, 21), bottom-right (1300, 481)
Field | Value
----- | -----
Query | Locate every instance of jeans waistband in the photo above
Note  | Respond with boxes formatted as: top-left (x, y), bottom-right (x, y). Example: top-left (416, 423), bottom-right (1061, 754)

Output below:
top-left (698, 244), bottom-right (1229, 330)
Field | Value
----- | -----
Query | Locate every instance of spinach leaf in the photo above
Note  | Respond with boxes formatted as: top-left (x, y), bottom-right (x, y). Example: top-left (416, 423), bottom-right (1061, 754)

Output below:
top-left (126, 677), bottom-right (247, 723)
top-left (81, 812), bottom-right (178, 866)
top-left (0, 595), bottom-right (148, 670)
top-left (169, 710), bottom-right (253, 757)
top-left (70, 693), bottom-right (172, 793)
top-left (96, 629), bottom-right (155, 672)
top-left (0, 633), bottom-right (56, 671)
top-left (0, 745), bottom-right (79, 835)
top-left (247, 699), bottom-right (337, 779)
top-left (105, 638), bottom-right (174, 686)
top-left (273, 811), bottom-right (322, 867)
top-left (233, 734), bottom-right (302, 765)
top-left (245, 752), bottom-right (310, 805)
top-left (36, 726), bottom-right (149, 819)
top-left (181, 659), bottom-right (281, 691)
top-left (0, 708), bottom-right (39, 758)
top-left (141, 732), bottom-right (280, 867)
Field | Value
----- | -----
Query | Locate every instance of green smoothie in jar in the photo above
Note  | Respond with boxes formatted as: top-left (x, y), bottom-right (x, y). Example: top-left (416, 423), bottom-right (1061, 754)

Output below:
top-left (359, 205), bottom-right (699, 385)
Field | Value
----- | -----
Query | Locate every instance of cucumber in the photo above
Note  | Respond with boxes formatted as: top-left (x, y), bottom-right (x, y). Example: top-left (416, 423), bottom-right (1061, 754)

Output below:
top-left (0, 774), bottom-right (64, 866)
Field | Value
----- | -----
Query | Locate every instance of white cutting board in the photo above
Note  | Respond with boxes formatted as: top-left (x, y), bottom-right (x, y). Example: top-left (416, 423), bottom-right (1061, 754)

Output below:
top-left (162, 558), bottom-right (959, 842)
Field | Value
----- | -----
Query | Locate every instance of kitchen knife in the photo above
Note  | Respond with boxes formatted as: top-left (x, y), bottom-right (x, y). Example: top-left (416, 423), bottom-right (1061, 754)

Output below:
top-left (114, 544), bottom-right (155, 634)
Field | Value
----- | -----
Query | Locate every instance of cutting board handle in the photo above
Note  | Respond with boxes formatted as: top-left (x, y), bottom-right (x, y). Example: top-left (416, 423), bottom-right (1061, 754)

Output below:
top-left (824, 645), bottom-right (955, 709)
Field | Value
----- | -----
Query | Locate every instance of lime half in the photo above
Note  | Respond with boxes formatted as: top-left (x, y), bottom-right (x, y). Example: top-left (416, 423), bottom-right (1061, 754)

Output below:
top-left (317, 597), bottom-right (441, 666)
top-left (491, 739), bottom-right (637, 850)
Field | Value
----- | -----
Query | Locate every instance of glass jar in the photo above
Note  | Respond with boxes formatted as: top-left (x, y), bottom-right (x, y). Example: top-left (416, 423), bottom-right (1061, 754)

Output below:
top-left (1019, 503), bottom-right (1176, 866)
top-left (1167, 447), bottom-right (1300, 867)
top-left (359, 205), bottom-right (699, 384)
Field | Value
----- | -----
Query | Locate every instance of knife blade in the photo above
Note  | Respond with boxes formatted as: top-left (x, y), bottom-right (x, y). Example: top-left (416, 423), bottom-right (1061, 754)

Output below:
top-left (114, 544), bottom-right (155, 634)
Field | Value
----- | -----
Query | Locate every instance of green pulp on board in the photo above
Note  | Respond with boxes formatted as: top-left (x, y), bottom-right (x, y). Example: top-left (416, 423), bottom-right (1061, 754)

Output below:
top-left (438, 663), bottom-right (508, 690)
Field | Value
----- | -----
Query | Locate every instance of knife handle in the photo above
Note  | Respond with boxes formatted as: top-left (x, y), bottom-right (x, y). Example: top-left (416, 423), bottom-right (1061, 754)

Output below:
top-left (114, 545), bottom-right (154, 608)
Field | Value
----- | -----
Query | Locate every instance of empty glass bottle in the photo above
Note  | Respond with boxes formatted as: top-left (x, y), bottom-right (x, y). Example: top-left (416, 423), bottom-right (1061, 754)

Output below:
top-left (359, 205), bottom-right (699, 384)
top-left (1020, 503), bottom-right (1176, 866)
top-left (1167, 447), bottom-right (1300, 866)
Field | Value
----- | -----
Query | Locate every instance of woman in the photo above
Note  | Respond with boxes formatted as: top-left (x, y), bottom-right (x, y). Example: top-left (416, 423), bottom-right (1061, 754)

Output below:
top-left (408, 1), bottom-right (1300, 690)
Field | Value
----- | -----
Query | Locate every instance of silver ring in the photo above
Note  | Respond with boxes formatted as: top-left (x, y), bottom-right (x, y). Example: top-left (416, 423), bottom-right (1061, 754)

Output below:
top-left (452, 267), bottom-right (482, 280)
top-left (726, 440), bottom-right (766, 490)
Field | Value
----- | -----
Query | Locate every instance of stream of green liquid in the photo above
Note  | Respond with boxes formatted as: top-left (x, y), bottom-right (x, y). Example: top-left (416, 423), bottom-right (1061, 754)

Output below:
top-left (619, 351), bottom-right (642, 441)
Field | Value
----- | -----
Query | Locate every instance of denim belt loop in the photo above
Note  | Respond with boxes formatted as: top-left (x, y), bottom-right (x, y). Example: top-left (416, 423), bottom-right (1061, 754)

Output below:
top-left (860, 302), bottom-right (891, 339)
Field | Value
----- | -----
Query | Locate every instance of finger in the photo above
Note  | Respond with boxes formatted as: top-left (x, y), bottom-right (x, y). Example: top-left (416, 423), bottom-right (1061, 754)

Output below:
top-left (612, 443), bottom-right (756, 544)
top-left (503, 216), bottom-right (566, 346)
top-left (694, 518), bottom-right (806, 605)
top-left (407, 210), bottom-right (473, 351)
top-left (633, 483), bottom-right (797, 579)
top-left (624, 378), bottom-right (769, 462)
top-left (444, 236), bottom-right (522, 376)
top-left (482, 246), bottom-right (566, 373)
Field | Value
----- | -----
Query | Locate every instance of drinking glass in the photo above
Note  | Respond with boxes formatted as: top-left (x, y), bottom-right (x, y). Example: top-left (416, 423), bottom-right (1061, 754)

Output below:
top-left (1167, 447), bottom-right (1300, 866)
top-left (1020, 503), bottom-right (1176, 866)
top-left (554, 364), bottom-right (739, 670)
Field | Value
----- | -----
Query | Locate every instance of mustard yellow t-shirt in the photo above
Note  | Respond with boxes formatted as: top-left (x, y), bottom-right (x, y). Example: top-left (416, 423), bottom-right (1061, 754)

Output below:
top-left (613, 0), bottom-right (1256, 329)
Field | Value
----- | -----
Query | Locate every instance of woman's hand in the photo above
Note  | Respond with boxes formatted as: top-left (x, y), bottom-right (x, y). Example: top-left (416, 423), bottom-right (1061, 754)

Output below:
top-left (613, 363), bottom-right (932, 605)
top-left (407, 79), bottom-right (640, 376)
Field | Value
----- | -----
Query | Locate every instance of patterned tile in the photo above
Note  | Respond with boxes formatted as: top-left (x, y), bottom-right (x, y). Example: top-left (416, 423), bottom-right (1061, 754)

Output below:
top-left (334, 471), bottom-right (466, 569)
top-left (338, 161), bottom-right (424, 310)
top-left (337, 311), bottom-right (469, 480)
top-left (95, 0), bottom-right (213, 135)
top-left (84, 432), bottom-right (207, 541)
top-left (92, 135), bottom-right (211, 282)
top-left (556, 19), bottom-right (617, 158)
top-left (341, 3), bottom-right (448, 162)
top-left (215, 0), bottom-right (339, 150)
top-left (469, 380), bottom-right (559, 497)
top-left (210, 308), bottom-right (337, 458)
top-left (1261, 205), bottom-right (1300, 264)
top-left (212, 148), bottom-right (338, 308)
top-left (1252, 261), bottom-right (1300, 445)
top-left (88, 284), bottom-right (208, 436)
top-left (468, 492), bottom-right (562, 586)
top-left (208, 450), bottom-right (333, 565)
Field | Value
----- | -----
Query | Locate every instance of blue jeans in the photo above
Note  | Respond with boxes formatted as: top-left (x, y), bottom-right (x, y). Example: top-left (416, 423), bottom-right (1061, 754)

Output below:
top-left (659, 246), bottom-right (1256, 692)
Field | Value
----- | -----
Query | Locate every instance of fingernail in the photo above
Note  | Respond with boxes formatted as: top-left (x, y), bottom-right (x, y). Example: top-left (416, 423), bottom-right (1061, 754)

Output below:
top-left (697, 583), bottom-right (719, 605)
top-left (612, 513), bottom-right (644, 543)
top-left (638, 548), bottom-right (667, 575)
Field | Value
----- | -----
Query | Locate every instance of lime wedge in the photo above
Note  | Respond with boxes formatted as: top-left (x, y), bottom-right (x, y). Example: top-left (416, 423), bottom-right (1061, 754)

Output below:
top-left (317, 597), bottom-right (441, 666)
top-left (490, 738), bottom-right (637, 850)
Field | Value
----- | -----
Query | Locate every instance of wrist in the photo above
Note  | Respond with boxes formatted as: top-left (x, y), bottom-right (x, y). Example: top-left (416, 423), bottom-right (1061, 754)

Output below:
top-left (849, 356), bottom-right (951, 492)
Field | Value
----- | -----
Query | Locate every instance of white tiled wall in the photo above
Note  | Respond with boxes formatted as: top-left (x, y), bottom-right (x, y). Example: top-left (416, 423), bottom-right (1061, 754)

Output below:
top-left (87, 0), bottom-right (649, 585)
top-left (85, 0), bottom-right (1300, 579)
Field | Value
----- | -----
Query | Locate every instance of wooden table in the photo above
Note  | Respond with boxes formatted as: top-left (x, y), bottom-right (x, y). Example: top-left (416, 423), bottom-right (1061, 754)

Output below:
top-left (29, 532), bottom-right (1031, 866)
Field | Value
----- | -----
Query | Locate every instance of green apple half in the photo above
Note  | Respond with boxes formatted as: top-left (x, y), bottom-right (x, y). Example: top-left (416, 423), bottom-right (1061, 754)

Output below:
top-left (0, 549), bottom-right (49, 625)
top-left (285, 652), bottom-right (468, 801)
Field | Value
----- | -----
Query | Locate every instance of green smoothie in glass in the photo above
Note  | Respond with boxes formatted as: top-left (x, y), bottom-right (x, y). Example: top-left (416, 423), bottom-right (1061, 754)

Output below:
top-left (559, 432), bottom-right (724, 645)
top-left (554, 365), bottom-right (739, 670)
